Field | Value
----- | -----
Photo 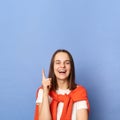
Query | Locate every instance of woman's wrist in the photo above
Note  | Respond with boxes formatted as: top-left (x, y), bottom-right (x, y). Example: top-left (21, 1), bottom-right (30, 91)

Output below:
top-left (43, 88), bottom-right (49, 95)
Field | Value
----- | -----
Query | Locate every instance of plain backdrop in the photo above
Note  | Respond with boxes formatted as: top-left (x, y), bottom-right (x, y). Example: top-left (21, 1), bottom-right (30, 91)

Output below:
top-left (0, 0), bottom-right (120, 120)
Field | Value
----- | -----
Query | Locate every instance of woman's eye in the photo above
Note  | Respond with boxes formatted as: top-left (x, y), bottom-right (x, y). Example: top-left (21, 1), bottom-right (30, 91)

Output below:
top-left (55, 60), bottom-right (70, 65)
top-left (65, 61), bottom-right (70, 64)
top-left (55, 61), bottom-right (60, 64)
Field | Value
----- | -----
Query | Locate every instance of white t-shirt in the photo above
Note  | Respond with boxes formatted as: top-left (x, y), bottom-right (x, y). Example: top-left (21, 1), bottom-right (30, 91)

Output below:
top-left (36, 88), bottom-right (88, 120)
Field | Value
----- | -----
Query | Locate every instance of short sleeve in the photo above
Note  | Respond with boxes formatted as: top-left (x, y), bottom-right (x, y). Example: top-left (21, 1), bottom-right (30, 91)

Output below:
top-left (76, 100), bottom-right (88, 110)
top-left (36, 89), bottom-right (43, 104)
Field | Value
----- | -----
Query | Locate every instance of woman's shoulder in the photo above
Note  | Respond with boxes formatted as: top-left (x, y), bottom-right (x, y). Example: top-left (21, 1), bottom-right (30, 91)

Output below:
top-left (76, 84), bottom-right (87, 90)
top-left (73, 84), bottom-right (88, 94)
top-left (36, 86), bottom-right (43, 98)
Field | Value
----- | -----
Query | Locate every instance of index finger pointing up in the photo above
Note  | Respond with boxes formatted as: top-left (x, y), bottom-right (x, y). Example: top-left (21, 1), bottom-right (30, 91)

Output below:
top-left (42, 69), bottom-right (46, 79)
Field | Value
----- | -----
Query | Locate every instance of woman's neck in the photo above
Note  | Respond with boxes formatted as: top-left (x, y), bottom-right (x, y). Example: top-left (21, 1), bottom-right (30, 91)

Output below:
top-left (57, 79), bottom-right (69, 90)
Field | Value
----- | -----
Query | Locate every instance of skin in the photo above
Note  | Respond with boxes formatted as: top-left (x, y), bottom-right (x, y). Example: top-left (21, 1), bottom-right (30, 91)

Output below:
top-left (38, 70), bottom-right (52, 120)
top-left (77, 109), bottom-right (88, 120)
top-left (38, 52), bottom-right (88, 120)
top-left (54, 52), bottom-right (71, 89)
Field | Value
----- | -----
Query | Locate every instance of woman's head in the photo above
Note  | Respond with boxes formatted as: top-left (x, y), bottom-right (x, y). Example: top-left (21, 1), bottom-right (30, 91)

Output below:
top-left (48, 49), bottom-right (76, 90)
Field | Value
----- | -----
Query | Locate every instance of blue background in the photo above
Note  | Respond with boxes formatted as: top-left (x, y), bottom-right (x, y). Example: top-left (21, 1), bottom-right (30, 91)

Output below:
top-left (0, 0), bottom-right (120, 120)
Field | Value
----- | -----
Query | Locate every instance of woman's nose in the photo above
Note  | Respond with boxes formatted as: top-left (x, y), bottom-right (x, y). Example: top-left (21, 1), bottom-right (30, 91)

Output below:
top-left (60, 62), bottom-right (65, 67)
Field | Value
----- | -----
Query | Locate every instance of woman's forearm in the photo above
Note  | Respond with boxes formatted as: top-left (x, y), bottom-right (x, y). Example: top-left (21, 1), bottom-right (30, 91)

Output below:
top-left (39, 91), bottom-right (52, 120)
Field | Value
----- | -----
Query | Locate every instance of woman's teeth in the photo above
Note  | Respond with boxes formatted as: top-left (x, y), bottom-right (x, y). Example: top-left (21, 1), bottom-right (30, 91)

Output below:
top-left (58, 70), bottom-right (66, 73)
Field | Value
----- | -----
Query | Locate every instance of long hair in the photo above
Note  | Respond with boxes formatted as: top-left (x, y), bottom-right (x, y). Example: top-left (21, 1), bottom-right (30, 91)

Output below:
top-left (48, 49), bottom-right (77, 91)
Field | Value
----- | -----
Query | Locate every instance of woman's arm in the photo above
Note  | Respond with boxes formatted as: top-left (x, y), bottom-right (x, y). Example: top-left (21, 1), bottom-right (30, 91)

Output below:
top-left (38, 90), bottom-right (52, 120)
top-left (38, 70), bottom-right (52, 120)
top-left (76, 109), bottom-right (88, 120)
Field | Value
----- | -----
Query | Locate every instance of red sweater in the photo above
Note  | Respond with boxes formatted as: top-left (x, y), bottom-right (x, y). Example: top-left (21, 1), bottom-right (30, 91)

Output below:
top-left (34, 85), bottom-right (90, 120)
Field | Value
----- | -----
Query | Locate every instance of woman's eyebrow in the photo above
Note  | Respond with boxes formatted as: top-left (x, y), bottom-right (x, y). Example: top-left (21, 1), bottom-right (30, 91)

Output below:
top-left (55, 60), bottom-right (70, 62)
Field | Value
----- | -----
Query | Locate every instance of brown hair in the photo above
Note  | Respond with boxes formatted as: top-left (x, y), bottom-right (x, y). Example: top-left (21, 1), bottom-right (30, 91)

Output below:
top-left (48, 49), bottom-right (77, 91)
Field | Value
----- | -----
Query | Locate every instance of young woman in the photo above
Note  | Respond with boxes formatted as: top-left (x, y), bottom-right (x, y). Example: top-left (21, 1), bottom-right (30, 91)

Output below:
top-left (34, 49), bottom-right (90, 120)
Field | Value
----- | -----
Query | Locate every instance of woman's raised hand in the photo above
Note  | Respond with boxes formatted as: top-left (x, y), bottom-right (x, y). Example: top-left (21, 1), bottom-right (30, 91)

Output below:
top-left (42, 69), bottom-right (52, 93)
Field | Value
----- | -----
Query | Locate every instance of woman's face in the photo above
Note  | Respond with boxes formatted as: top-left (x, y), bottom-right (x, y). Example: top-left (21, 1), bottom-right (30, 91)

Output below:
top-left (53, 52), bottom-right (71, 81)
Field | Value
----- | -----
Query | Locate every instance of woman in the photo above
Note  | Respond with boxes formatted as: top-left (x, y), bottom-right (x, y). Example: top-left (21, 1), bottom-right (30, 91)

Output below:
top-left (34, 49), bottom-right (90, 120)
